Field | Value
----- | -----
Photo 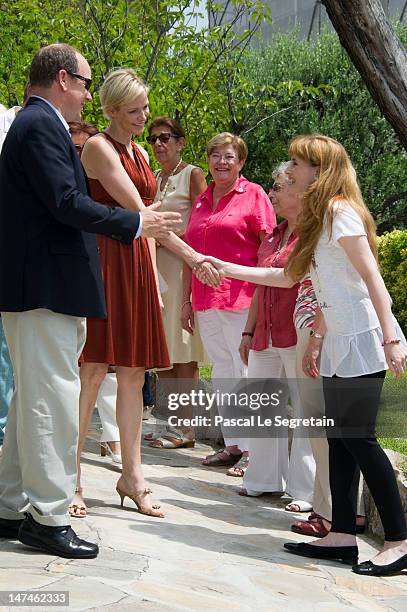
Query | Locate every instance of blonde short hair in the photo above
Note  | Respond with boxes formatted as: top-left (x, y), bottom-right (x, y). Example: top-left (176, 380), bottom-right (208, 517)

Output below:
top-left (206, 132), bottom-right (248, 162)
top-left (99, 68), bottom-right (148, 119)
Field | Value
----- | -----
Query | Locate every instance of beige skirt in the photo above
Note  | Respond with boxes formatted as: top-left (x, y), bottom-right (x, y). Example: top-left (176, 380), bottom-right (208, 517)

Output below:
top-left (157, 247), bottom-right (206, 366)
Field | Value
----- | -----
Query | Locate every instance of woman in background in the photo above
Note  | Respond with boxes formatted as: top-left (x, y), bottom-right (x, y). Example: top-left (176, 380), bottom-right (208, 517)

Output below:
top-left (145, 117), bottom-right (207, 449)
top-left (184, 132), bottom-right (276, 476)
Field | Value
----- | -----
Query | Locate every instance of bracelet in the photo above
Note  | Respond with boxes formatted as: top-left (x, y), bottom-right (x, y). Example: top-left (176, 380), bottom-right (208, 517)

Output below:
top-left (181, 300), bottom-right (191, 309)
top-left (242, 332), bottom-right (254, 338)
top-left (382, 338), bottom-right (400, 346)
top-left (309, 328), bottom-right (324, 340)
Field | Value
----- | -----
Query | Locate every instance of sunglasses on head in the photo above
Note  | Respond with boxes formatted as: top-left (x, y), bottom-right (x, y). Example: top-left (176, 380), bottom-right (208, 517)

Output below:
top-left (146, 132), bottom-right (179, 145)
top-left (65, 70), bottom-right (92, 91)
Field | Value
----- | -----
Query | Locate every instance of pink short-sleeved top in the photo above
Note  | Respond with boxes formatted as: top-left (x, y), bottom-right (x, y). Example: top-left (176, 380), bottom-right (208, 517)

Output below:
top-left (185, 175), bottom-right (276, 311)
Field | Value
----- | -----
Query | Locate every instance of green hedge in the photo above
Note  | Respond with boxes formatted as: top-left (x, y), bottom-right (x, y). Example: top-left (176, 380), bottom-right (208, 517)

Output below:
top-left (377, 230), bottom-right (407, 335)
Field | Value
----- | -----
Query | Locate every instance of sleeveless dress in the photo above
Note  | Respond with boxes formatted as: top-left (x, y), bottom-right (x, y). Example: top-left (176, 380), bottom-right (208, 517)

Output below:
top-left (155, 164), bottom-right (206, 365)
top-left (81, 134), bottom-right (170, 369)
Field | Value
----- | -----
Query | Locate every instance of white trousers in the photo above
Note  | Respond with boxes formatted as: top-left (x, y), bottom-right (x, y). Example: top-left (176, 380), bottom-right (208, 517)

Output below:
top-left (96, 373), bottom-right (120, 442)
top-left (243, 341), bottom-right (316, 501)
top-left (196, 309), bottom-right (248, 450)
top-left (0, 309), bottom-right (86, 526)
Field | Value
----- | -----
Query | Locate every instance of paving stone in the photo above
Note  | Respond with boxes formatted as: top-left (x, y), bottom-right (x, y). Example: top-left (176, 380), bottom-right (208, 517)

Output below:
top-left (0, 424), bottom-right (402, 611)
top-left (89, 596), bottom-right (182, 612)
top-left (381, 597), bottom-right (407, 612)
top-left (0, 569), bottom-right (62, 590)
top-left (335, 574), bottom-right (406, 598)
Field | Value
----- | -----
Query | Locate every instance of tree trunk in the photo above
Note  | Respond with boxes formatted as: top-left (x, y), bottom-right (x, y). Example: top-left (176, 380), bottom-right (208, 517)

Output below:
top-left (322, 0), bottom-right (407, 149)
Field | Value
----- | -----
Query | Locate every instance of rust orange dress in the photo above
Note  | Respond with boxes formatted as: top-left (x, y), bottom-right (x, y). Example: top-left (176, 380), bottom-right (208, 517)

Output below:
top-left (81, 133), bottom-right (170, 368)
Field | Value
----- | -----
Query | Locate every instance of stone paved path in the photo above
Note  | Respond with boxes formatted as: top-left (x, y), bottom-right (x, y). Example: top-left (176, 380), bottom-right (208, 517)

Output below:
top-left (0, 422), bottom-right (406, 611)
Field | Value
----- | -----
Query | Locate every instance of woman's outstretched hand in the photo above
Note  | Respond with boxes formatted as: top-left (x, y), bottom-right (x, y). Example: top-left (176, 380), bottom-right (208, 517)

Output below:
top-left (193, 260), bottom-right (222, 287)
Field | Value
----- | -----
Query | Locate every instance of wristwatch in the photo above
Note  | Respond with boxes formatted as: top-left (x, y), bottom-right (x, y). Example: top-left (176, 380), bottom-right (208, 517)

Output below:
top-left (309, 328), bottom-right (324, 340)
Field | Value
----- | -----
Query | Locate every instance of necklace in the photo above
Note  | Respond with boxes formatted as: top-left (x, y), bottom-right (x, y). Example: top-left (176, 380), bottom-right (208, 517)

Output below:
top-left (159, 159), bottom-right (183, 203)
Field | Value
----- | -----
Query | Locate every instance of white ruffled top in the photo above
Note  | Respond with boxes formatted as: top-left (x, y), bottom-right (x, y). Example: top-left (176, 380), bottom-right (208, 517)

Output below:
top-left (310, 201), bottom-right (406, 377)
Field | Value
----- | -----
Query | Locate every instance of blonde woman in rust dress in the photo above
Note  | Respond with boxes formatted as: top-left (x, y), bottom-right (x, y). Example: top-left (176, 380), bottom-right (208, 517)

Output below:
top-left (145, 117), bottom-right (207, 449)
top-left (70, 70), bottom-right (209, 519)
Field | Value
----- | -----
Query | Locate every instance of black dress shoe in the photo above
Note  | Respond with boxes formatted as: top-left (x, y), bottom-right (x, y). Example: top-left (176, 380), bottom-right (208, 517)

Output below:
top-left (18, 514), bottom-right (98, 559)
top-left (284, 541), bottom-right (358, 565)
top-left (0, 517), bottom-right (24, 538)
top-left (352, 554), bottom-right (407, 576)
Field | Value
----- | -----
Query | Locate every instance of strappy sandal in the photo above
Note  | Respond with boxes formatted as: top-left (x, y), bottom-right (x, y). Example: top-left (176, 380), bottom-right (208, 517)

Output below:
top-left (144, 431), bottom-right (159, 441)
top-left (201, 448), bottom-right (242, 467)
top-left (148, 428), bottom-right (195, 449)
top-left (226, 453), bottom-right (249, 477)
top-left (68, 487), bottom-right (87, 519)
top-left (144, 426), bottom-right (179, 442)
top-left (116, 481), bottom-right (164, 518)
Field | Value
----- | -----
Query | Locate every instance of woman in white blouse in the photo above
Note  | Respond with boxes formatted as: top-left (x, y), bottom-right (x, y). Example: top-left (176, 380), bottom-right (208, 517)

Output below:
top-left (281, 134), bottom-right (407, 576)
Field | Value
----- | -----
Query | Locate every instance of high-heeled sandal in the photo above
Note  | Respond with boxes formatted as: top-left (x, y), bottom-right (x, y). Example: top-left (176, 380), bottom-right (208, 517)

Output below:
top-left (100, 441), bottom-right (122, 466)
top-left (68, 487), bottom-right (87, 519)
top-left (116, 483), bottom-right (165, 518)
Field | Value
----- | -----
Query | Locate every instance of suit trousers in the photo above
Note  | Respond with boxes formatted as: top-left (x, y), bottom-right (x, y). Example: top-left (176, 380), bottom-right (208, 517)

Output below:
top-left (0, 318), bottom-right (13, 445)
top-left (295, 328), bottom-right (364, 521)
top-left (243, 340), bottom-right (315, 500)
top-left (0, 309), bottom-right (86, 526)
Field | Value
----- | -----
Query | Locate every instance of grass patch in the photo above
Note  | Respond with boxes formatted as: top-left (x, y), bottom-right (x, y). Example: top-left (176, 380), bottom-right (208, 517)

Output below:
top-left (377, 371), bottom-right (407, 454)
top-left (378, 438), bottom-right (407, 455)
top-left (199, 366), bottom-right (212, 381)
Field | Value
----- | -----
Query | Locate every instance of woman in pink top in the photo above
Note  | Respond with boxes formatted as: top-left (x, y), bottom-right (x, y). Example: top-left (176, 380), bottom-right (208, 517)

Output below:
top-left (184, 132), bottom-right (276, 474)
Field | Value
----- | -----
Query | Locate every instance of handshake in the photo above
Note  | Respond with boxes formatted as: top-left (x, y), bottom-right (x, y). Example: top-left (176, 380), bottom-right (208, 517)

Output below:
top-left (191, 256), bottom-right (226, 288)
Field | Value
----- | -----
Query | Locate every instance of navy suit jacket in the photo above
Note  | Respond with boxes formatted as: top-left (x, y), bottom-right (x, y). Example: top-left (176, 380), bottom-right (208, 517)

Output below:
top-left (0, 97), bottom-right (140, 318)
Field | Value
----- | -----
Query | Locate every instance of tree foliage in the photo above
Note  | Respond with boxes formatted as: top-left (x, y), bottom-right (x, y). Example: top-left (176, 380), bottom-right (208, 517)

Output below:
top-left (241, 27), bottom-right (407, 232)
top-left (0, 0), bottom-right (325, 168)
top-left (1, 1), bottom-right (403, 231)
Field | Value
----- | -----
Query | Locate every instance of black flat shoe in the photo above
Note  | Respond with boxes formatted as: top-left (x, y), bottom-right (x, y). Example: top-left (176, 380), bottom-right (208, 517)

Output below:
top-left (0, 517), bottom-right (24, 538)
top-left (18, 514), bottom-right (98, 559)
top-left (284, 542), bottom-right (358, 565)
top-left (352, 554), bottom-right (407, 576)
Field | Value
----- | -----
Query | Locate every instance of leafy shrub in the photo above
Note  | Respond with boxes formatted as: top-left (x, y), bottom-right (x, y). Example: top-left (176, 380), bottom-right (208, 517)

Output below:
top-left (377, 230), bottom-right (407, 334)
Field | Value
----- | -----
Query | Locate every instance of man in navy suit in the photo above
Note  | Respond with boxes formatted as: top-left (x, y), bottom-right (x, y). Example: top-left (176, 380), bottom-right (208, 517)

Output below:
top-left (0, 43), bottom-right (182, 559)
